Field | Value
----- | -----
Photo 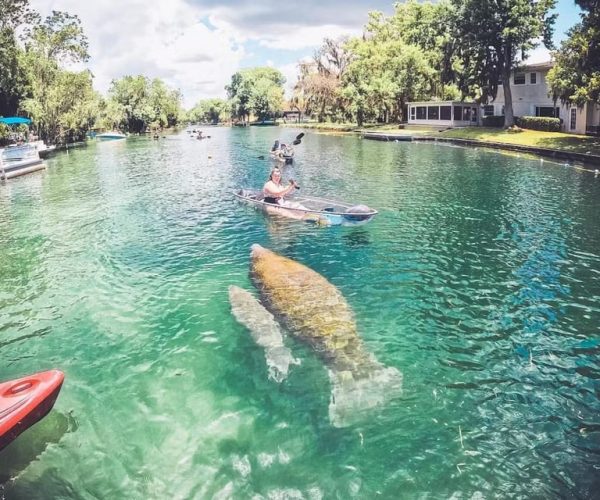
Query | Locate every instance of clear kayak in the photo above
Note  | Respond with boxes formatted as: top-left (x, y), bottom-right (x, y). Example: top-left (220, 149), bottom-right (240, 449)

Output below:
top-left (234, 189), bottom-right (378, 226)
top-left (0, 370), bottom-right (65, 451)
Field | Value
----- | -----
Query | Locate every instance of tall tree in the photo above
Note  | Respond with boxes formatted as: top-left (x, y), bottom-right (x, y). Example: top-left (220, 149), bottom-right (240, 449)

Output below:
top-left (188, 98), bottom-right (229, 124)
top-left (0, 0), bottom-right (36, 116)
top-left (20, 10), bottom-right (93, 143)
top-left (226, 67), bottom-right (285, 123)
top-left (547, 0), bottom-right (600, 105)
top-left (452, 0), bottom-right (556, 127)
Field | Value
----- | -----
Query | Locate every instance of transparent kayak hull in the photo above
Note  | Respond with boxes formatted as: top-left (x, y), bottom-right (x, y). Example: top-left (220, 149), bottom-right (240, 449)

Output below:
top-left (234, 189), bottom-right (378, 226)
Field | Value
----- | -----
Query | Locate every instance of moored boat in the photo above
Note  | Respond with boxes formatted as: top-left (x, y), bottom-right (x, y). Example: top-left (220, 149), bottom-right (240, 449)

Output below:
top-left (97, 131), bottom-right (127, 140)
top-left (0, 144), bottom-right (46, 180)
top-left (0, 370), bottom-right (65, 451)
top-left (235, 189), bottom-right (378, 226)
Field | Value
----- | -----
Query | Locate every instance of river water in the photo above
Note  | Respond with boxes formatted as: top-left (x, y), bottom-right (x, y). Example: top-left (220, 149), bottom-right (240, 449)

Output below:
top-left (1, 128), bottom-right (599, 498)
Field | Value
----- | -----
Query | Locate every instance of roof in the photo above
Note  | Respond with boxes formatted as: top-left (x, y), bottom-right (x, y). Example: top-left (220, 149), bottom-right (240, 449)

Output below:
top-left (408, 101), bottom-right (478, 106)
top-left (0, 117), bottom-right (32, 125)
top-left (517, 61), bottom-right (554, 71)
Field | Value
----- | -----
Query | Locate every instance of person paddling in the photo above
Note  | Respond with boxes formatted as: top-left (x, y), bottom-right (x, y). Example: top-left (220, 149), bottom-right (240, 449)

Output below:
top-left (263, 168), bottom-right (299, 204)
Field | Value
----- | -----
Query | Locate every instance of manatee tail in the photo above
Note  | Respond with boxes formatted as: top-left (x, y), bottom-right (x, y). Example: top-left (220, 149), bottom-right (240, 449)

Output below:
top-left (328, 365), bottom-right (403, 428)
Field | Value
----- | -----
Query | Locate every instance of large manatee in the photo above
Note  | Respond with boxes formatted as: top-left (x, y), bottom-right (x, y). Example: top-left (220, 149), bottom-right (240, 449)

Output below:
top-left (249, 244), bottom-right (402, 427)
top-left (229, 285), bottom-right (299, 383)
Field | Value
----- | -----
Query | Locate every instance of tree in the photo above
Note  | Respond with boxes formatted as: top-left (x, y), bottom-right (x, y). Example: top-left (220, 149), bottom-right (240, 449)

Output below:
top-left (547, 0), bottom-right (600, 105)
top-left (188, 98), bottom-right (229, 124)
top-left (452, 0), bottom-right (556, 127)
top-left (292, 37), bottom-right (350, 122)
top-left (0, 28), bottom-right (28, 115)
top-left (19, 10), bottom-right (94, 144)
top-left (0, 0), bottom-right (36, 116)
top-left (24, 10), bottom-right (89, 64)
top-left (107, 75), bottom-right (182, 133)
top-left (226, 67), bottom-right (285, 122)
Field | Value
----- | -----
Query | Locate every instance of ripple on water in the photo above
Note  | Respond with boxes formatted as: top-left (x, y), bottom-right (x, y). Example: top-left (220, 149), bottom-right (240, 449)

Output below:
top-left (1, 132), bottom-right (600, 498)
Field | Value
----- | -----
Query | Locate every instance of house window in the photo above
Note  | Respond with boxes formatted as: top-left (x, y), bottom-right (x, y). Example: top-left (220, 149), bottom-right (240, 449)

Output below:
top-left (410, 107), bottom-right (416, 120)
top-left (454, 106), bottom-right (462, 120)
top-left (530, 73), bottom-right (537, 84)
top-left (440, 106), bottom-right (451, 120)
top-left (570, 108), bottom-right (577, 130)
top-left (471, 108), bottom-right (478, 122)
top-left (416, 106), bottom-right (427, 120)
top-left (483, 105), bottom-right (495, 116)
top-left (514, 73), bottom-right (526, 85)
top-left (501, 105), bottom-right (505, 116)
top-left (427, 106), bottom-right (439, 120)
top-left (462, 107), bottom-right (471, 121)
top-left (535, 106), bottom-right (560, 118)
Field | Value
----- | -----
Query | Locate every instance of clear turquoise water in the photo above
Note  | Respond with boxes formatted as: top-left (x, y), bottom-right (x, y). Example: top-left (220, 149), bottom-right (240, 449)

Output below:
top-left (1, 128), bottom-right (599, 498)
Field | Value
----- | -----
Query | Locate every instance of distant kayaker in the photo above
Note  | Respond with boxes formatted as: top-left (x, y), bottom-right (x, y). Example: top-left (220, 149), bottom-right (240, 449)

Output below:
top-left (263, 168), bottom-right (299, 204)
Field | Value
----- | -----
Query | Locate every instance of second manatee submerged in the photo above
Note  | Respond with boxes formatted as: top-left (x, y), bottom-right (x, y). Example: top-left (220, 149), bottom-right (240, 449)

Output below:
top-left (249, 244), bottom-right (403, 427)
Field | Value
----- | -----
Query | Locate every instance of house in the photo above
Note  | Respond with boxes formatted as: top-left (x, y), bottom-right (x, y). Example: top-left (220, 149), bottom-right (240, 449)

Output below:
top-left (407, 101), bottom-right (480, 127)
top-left (407, 61), bottom-right (600, 135)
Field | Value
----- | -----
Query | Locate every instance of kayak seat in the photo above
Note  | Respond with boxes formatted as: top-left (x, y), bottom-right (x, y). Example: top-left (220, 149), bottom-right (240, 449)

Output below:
top-left (323, 207), bottom-right (335, 212)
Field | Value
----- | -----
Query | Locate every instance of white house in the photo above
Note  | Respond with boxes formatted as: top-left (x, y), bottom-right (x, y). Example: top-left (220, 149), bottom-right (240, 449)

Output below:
top-left (407, 61), bottom-right (600, 135)
top-left (407, 101), bottom-right (480, 127)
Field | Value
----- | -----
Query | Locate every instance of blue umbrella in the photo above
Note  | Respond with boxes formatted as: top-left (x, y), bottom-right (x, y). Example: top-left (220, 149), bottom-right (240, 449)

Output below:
top-left (0, 117), bottom-right (32, 125)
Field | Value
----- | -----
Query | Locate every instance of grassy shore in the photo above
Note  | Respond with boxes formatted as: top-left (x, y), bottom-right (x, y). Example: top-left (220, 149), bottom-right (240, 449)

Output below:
top-left (437, 127), bottom-right (600, 156)
top-left (282, 122), bottom-right (600, 157)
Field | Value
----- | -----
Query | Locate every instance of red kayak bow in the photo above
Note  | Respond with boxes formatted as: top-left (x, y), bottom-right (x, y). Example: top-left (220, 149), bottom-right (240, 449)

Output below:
top-left (0, 370), bottom-right (64, 451)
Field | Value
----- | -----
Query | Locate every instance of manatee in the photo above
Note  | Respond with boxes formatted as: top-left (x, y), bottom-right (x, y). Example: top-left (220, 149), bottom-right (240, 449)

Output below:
top-left (249, 244), bottom-right (403, 427)
top-left (228, 285), bottom-right (299, 383)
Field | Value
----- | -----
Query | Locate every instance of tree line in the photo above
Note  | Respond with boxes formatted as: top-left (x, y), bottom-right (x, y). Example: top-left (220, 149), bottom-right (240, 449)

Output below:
top-left (287, 0), bottom-right (599, 128)
top-left (0, 0), bottom-right (184, 145)
top-left (1, 0), bottom-right (598, 144)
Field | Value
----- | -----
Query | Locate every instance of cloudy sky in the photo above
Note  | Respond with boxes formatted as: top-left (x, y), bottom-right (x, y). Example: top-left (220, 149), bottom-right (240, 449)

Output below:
top-left (30, 0), bottom-right (581, 108)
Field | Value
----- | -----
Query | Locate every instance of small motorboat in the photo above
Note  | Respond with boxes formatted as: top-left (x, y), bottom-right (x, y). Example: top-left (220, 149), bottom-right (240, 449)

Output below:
top-left (0, 370), bottom-right (65, 451)
top-left (235, 189), bottom-right (378, 226)
top-left (97, 131), bottom-right (126, 140)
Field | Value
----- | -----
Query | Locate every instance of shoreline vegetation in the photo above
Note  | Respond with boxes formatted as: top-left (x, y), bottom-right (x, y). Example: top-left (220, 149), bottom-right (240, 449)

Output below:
top-left (1, 0), bottom-right (598, 166)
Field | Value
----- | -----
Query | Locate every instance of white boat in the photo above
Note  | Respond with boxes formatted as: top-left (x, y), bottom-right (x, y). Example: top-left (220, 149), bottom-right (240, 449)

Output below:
top-left (234, 189), bottom-right (378, 226)
top-left (0, 144), bottom-right (45, 180)
top-left (97, 131), bottom-right (126, 140)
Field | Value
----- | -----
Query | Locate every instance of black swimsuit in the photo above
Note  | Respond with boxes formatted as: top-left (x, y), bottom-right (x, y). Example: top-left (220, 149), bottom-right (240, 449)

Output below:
top-left (263, 196), bottom-right (279, 204)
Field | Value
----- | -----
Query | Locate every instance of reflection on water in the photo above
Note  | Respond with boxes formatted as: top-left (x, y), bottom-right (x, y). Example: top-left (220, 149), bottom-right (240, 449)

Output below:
top-left (0, 411), bottom-right (77, 485)
top-left (1, 129), bottom-right (599, 498)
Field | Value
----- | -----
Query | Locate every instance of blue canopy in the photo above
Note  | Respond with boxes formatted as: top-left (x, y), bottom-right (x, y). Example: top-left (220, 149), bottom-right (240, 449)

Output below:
top-left (0, 117), bottom-right (32, 125)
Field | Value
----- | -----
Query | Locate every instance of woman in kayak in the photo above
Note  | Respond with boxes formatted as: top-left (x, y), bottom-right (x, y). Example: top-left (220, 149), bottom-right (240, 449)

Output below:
top-left (263, 168), bottom-right (299, 204)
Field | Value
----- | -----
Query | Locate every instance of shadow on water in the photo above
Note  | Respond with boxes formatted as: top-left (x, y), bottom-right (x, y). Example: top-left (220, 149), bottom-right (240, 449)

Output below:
top-left (342, 228), bottom-right (371, 247)
top-left (0, 410), bottom-right (78, 485)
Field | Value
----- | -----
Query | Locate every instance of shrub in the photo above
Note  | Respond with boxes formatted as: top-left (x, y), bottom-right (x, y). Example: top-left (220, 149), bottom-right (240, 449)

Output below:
top-left (482, 115), bottom-right (505, 127)
top-left (515, 116), bottom-right (561, 132)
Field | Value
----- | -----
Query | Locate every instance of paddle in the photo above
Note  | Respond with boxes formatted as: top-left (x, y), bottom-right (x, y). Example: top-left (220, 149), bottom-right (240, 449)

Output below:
top-left (292, 132), bottom-right (305, 146)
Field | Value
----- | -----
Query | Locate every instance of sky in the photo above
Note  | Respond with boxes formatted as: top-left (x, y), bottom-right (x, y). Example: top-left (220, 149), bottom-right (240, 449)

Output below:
top-left (29, 0), bottom-right (583, 108)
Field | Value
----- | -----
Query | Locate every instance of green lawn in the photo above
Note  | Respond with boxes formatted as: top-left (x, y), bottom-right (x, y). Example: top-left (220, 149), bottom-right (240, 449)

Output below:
top-left (438, 127), bottom-right (600, 156)
top-left (282, 122), bottom-right (600, 157)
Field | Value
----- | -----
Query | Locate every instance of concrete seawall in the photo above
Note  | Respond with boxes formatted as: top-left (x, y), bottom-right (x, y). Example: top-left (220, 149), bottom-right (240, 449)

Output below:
top-left (362, 132), bottom-right (600, 168)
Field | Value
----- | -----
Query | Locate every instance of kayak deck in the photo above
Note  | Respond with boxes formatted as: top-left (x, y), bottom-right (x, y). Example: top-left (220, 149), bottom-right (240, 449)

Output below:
top-left (0, 370), bottom-right (65, 451)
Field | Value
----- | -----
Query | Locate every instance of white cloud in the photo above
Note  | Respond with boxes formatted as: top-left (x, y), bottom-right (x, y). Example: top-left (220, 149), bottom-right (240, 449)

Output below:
top-left (30, 0), bottom-right (247, 107)
top-left (258, 24), bottom-right (360, 51)
top-left (28, 0), bottom-right (366, 107)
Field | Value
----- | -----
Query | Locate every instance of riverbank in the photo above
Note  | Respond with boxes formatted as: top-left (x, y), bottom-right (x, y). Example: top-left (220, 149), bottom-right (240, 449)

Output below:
top-left (367, 127), bottom-right (600, 167)
top-left (283, 123), bottom-right (600, 166)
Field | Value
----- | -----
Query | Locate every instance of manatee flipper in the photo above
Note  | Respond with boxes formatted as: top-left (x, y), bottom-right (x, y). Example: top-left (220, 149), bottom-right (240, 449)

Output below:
top-left (228, 285), bottom-right (299, 383)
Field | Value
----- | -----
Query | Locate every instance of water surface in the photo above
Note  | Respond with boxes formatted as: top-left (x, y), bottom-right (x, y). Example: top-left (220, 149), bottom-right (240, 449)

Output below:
top-left (1, 128), bottom-right (599, 498)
